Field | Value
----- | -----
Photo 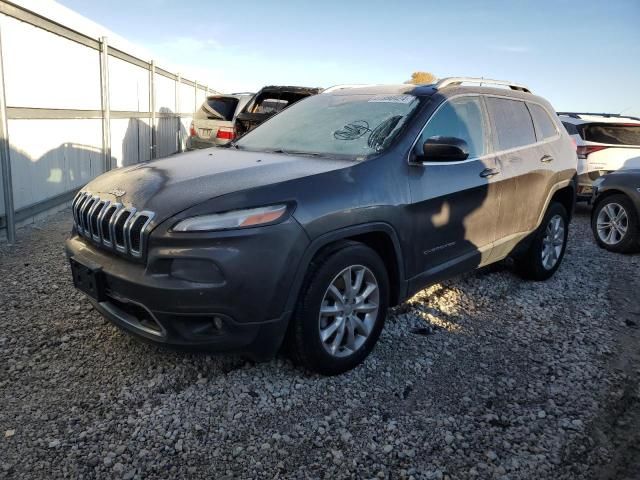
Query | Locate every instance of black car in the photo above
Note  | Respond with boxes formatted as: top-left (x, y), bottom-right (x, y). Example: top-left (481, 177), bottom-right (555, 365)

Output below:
top-left (591, 169), bottom-right (640, 253)
top-left (66, 77), bottom-right (577, 374)
top-left (234, 85), bottom-right (321, 136)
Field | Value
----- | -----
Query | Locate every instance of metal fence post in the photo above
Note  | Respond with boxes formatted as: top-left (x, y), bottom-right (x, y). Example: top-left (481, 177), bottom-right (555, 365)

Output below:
top-left (0, 23), bottom-right (16, 244)
top-left (99, 36), bottom-right (111, 172)
top-left (149, 60), bottom-right (156, 160)
top-left (175, 73), bottom-right (181, 153)
top-left (194, 80), bottom-right (198, 114)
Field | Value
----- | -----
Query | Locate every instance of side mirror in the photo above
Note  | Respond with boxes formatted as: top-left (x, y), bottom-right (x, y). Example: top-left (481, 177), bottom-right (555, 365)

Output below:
top-left (415, 136), bottom-right (469, 163)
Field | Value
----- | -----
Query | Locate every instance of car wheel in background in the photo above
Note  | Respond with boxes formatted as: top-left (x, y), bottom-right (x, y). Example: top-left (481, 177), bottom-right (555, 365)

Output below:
top-left (515, 202), bottom-right (569, 281)
top-left (592, 194), bottom-right (639, 253)
top-left (287, 242), bottom-right (389, 375)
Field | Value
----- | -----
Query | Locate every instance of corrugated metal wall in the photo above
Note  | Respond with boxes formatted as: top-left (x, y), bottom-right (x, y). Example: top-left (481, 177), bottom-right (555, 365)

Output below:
top-left (0, 1), bottom-right (214, 237)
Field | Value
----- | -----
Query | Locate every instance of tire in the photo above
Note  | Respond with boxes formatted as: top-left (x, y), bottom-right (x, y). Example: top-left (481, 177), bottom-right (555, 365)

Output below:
top-left (591, 194), bottom-right (639, 253)
top-left (515, 202), bottom-right (569, 281)
top-left (287, 241), bottom-right (389, 375)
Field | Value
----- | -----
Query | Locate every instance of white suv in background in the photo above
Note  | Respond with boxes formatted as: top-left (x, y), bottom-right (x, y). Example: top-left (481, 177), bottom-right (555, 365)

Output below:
top-left (187, 93), bottom-right (254, 149)
top-left (559, 112), bottom-right (640, 199)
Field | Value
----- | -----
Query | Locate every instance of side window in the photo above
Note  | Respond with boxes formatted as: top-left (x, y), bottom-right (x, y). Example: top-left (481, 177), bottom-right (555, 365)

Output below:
top-left (417, 96), bottom-right (488, 159)
top-left (529, 103), bottom-right (558, 140)
top-left (486, 97), bottom-right (536, 150)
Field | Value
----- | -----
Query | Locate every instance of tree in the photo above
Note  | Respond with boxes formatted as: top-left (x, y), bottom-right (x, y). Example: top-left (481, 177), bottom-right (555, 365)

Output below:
top-left (405, 71), bottom-right (437, 85)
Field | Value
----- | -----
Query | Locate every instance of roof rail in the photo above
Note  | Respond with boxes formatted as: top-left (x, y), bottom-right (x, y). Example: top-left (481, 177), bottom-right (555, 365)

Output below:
top-left (557, 112), bottom-right (640, 121)
top-left (322, 84), bottom-right (381, 93)
top-left (435, 77), bottom-right (532, 94)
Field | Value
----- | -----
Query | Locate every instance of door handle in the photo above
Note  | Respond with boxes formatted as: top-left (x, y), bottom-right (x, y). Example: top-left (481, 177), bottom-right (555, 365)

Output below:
top-left (541, 155), bottom-right (554, 163)
top-left (479, 168), bottom-right (500, 178)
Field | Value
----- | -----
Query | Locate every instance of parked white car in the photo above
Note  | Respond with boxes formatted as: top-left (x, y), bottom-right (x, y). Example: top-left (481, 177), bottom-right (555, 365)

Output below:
top-left (187, 93), bottom-right (254, 149)
top-left (559, 112), bottom-right (640, 199)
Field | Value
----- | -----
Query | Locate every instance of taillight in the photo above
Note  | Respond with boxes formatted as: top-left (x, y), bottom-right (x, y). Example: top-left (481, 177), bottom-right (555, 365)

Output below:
top-left (577, 145), bottom-right (607, 159)
top-left (570, 137), bottom-right (577, 150)
top-left (216, 127), bottom-right (235, 140)
top-left (189, 123), bottom-right (197, 137)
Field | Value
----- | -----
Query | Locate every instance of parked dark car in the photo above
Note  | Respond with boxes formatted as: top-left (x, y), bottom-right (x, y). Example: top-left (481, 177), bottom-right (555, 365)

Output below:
top-left (591, 169), bottom-right (640, 253)
top-left (66, 77), bottom-right (577, 374)
top-left (234, 85), bottom-right (320, 136)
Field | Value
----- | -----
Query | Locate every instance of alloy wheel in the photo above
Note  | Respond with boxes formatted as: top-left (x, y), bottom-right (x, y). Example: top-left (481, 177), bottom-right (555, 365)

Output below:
top-left (318, 265), bottom-right (379, 358)
top-left (596, 202), bottom-right (628, 246)
top-left (541, 214), bottom-right (565, 270)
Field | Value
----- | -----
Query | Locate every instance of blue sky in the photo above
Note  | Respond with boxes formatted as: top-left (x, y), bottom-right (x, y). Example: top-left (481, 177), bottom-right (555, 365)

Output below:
top-left (59, 0), bottom-right (640, 115)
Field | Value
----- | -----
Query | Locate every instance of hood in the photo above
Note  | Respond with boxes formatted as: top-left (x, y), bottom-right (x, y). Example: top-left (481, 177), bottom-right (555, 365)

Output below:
top-left (83, 148), bottom-right (351, 221)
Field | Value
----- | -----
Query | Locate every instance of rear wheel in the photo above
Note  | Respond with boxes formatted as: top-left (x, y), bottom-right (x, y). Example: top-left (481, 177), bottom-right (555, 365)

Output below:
top-left (592, 194), bottom-right (639, 253)
top-left (515, 202), bottom-right (569, 281)
top-left (287, 242), bottom-right (389, 375)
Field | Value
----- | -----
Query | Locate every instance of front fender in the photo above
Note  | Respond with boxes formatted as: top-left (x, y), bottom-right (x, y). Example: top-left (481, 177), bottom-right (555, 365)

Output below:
top-left (282, 222), bottom-right (407, 316)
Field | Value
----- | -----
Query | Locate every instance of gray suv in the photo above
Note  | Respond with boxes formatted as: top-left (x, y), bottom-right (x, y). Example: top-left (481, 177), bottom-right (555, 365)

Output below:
top-left (66, 77), bottom-right (577, 375)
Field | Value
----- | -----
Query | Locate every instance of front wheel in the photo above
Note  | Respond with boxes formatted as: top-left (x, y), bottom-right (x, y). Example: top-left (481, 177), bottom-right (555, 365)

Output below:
top-left (287, 242), bottom-right (389, 375)
top-left (515, 202), bottom-right (569, 281)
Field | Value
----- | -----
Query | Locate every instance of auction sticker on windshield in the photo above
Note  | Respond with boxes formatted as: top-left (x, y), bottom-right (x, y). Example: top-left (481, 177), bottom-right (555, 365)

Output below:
top-left (368, 94), bottom-right (415, 104)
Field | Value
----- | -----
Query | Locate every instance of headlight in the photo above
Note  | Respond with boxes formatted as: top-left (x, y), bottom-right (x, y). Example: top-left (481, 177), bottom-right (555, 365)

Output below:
top-left (172, 204), bottom-right (288, 232)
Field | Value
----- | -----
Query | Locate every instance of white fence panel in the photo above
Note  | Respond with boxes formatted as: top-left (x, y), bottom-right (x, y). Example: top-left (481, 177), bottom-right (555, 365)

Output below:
top-left (196, 87), bottom-right (207, 109)
top-left (108, 56), bottom-right (149, 112)
top-left (154, 73), bottom-right (174, 113)
top-left (0, 1), bottom-right (214, 239)
top-left (111, 117), bottom-right (152, 168)
top-left (1, 14), bottom-right (101, 110)
top-left (179, 82), bottom-right (196, 113)
top-left (7, 118), bottom-right (103, 210)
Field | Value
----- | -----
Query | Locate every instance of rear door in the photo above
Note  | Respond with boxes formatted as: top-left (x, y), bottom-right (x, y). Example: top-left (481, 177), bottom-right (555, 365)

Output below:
top-left (526, 102), bottom-right (564, 226)
top-left (484, 96), bottom-right (541, 253)
top-left (408, 95), bottom-right (501, 279)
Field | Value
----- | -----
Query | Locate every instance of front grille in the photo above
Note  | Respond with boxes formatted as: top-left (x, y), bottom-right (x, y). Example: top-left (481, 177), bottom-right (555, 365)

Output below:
top-left (72, 191), bottom-right (155, 259)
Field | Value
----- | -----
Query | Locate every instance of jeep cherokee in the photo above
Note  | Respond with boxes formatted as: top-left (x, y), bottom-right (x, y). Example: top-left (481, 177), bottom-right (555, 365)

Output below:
top-left (66, 77), bottom-right (577, 375)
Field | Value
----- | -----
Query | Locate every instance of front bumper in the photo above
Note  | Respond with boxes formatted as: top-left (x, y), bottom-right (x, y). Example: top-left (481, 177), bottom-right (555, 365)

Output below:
top-left (65, 218), bottom-right (309, 358)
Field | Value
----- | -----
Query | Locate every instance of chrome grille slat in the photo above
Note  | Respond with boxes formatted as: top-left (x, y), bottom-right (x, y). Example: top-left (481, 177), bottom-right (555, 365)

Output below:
top-left (88, 199), bottom-right (105, 240)
top-left (113, 208), bottom-right (134, 252)
top-left (128, 212), bottom-right (153, 257)
top-left (74, 193), bottom-right (91, 234)
top-left (80, 196), bottom-right (97, 237)
top-left (100, 203), bottom-right (121, 247)
top-left (95, 200), bottom-right (112, 242)
top-left (72, 191), bottom-right (155, 259)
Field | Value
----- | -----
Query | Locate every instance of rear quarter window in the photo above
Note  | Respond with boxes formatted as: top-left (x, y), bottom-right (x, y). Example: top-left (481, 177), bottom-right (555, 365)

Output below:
top-left (486, 97), bottom-right (536, 150)
top-left (582, 123), bottom-right (640, 145)
top-left (528, 103), bottom-right (558, 140)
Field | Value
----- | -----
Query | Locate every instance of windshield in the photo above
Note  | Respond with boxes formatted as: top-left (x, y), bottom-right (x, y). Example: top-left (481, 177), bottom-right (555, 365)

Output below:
top-left (235, 93), bottom-right (420, 158)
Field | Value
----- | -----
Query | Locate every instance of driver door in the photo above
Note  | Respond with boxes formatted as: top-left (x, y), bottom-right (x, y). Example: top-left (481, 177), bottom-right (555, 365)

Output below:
top-left (407, 95), bottom-right (502, 282)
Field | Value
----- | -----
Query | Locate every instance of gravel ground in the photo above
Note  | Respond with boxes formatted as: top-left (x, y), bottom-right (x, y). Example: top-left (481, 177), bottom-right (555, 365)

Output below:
top-left (1, 206), bottom-right (639, 479)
